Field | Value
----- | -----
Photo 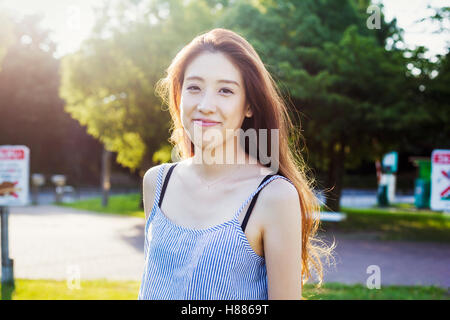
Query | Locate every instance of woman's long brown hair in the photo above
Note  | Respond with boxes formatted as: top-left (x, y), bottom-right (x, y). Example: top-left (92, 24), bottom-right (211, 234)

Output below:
top-left (155, 28), bottom-right (336, 298)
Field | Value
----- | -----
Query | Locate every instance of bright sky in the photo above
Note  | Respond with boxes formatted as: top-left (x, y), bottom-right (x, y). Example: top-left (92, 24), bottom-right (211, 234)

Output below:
top-left (378, 0), bottom-right (450, 60)
top-left (1, 0), bottom-right (449, 59)
top-left (0, 0), bottom-right (102, 58)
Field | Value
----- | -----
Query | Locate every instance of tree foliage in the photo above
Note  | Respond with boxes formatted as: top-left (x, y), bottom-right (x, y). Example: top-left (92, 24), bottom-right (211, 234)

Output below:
top-left (218, 0), bottom-right (437, 210)
top-left (56, 0), bottom-right (449, 203)
top-left (60, 0), bottom-right (220, 176)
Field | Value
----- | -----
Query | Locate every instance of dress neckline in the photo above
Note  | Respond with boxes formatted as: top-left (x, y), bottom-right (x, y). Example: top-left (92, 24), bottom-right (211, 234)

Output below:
top-left (155, 203), bottom-right (238, 234)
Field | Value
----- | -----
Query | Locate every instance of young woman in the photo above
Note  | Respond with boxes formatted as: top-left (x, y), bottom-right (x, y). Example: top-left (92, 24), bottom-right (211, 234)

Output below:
top-left (138, 28), bottom-right (334, 300)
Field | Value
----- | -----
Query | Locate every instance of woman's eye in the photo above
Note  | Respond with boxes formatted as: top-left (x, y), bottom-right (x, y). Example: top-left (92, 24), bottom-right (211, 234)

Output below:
top-left (220, 88), bottom-right (233, 94)
top-left (187, 85), bottom-right (200, 91)
top-left (186, 86), bottom-right (233, 95)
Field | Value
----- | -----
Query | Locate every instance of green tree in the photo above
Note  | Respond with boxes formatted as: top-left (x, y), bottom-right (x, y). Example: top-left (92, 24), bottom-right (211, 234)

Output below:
top-left (403, 5), bottom-right (450, 152)
top-left (60, 0), bottom-right (220, 178)
top-left (219, 0), bottom-right (411, 211)
top-left (425, 50), bottom-right (450, 148)
top-left (404, 48), bottom-right (450, 151)
top-left (379, 5), bottom-right (450, 156)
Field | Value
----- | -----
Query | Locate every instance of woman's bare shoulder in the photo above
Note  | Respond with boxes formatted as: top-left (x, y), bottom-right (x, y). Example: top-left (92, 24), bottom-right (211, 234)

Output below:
top-left (144, 159), bottom-right (190, 187)
top-left (143, 163), bottom-right (166, 186)
top-left (257, 176), bottom-right (300, 227)
top-left (142, 163), bottom-right (167, 221)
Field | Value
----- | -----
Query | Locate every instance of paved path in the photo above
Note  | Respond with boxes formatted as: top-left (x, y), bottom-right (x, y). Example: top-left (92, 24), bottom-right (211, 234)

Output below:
top-left (317, 232), bottom-right (450, 288)
top-left (30, 187), bottom-right (415, 208)
top-left (2, 205), bottom-right (449, 289)
top-left (4, 205), bottom-right (144, 281)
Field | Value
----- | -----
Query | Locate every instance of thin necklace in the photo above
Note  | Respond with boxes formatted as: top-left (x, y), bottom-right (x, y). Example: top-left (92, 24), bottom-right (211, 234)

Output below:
top-left (195, 165), bottom-right (243, 190)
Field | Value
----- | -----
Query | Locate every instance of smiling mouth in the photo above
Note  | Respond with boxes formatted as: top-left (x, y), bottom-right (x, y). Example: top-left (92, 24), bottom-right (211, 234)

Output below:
top-left (193, 120), bottom-right (221, 127)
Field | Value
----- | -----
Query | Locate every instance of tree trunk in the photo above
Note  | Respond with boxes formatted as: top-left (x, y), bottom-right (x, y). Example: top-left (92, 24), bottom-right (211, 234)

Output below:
top-left (101, 147), bottom-right (112, 207)
top-left (325, 140), bottom-right (346, 212)
top-left (139, 180), bottom-right (144, 210)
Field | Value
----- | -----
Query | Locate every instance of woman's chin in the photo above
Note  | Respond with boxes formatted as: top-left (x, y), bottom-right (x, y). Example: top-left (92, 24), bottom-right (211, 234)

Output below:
top-left (193, 142), bottom-right (219, 150)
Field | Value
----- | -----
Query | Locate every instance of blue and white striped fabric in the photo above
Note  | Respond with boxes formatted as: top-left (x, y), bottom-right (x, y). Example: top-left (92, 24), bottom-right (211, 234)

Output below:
top-left (138, 163), bottom-right (295, 300)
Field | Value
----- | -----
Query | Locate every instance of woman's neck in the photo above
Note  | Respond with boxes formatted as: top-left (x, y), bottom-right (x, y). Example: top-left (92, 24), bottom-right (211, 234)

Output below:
top-left (189, 136), bottom-right (258, 180)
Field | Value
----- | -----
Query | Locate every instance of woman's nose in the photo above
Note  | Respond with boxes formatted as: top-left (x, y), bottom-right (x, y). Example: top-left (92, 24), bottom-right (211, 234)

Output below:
top-left (197, 89), bottom-right (216, 112)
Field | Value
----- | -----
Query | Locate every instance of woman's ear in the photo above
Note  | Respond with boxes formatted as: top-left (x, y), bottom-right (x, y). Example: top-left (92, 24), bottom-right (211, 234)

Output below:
top-left (245, 105), bottom-right (253, 118)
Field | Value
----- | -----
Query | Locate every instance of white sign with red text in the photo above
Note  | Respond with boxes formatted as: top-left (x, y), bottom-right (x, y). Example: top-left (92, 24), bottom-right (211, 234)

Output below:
top-left (0, 145), bottom-right (30, 206)
top-left (431, 149), bottom-right (450, 212)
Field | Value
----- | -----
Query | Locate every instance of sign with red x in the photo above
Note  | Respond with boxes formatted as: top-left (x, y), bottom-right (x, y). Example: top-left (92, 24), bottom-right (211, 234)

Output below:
top-left (431, 149), bottom-right (450, 211)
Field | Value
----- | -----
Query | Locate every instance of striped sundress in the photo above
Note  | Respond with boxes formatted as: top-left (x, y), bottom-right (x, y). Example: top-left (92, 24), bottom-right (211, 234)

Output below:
top-left (138, 162), bottom-right (295, 300)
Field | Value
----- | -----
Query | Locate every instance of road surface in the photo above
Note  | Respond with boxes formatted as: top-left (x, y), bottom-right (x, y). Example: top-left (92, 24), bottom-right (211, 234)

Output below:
top-left (2, 204), bottom-right (448, 290)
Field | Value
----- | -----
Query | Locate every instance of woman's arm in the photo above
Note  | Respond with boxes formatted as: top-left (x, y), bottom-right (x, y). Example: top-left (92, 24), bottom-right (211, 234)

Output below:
top-left (261, 179), bottom-right (303, 300)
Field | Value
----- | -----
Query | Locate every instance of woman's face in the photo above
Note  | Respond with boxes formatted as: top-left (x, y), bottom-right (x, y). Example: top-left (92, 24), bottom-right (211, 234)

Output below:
top-left (180, 51), bottom-right (252, 152)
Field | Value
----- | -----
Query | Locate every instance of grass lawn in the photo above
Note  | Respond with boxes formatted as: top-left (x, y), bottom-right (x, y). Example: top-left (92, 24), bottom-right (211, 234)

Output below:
top-left (58, 193), bottom-right (450, 243)
top-left (1, 279), bottom-right (448, 300)
top-left (322, 204), bottom-right (450, 243)
top-left (1, 279), bottom-right (140, 300)
top-left (303, 282), bottom-right (449, 300)
top-left (58, 193), bottom-right (144, 219)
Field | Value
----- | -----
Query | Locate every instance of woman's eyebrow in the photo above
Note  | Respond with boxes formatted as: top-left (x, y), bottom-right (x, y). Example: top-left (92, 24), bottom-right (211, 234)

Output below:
top-left (185, 76), bottom-right (240, 87)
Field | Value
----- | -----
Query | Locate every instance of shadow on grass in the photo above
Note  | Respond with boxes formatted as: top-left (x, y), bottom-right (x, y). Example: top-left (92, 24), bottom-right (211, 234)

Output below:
top-left (1, 282), bottom-right (15, 300)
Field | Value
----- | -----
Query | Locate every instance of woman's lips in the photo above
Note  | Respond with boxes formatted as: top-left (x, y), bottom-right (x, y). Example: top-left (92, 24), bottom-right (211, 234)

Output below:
top-left (193, 120), bottom-right (221, 127)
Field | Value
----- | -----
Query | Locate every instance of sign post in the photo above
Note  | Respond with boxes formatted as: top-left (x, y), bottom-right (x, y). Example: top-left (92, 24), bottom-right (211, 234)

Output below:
top-left (0, 145), bottom-right (30, 287)
top-left (377, 151), bottom-right (398, 206)
top-left (1, 206), bottom-right (14, 285)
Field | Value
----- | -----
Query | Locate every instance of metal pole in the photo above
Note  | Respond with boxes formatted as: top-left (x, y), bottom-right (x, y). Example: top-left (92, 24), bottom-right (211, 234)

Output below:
top-left (101, 148), bottom-right (112, 207)
top-left (32, 184), bottom-right (38, 205)
top-left (1, 206), bottom-right (14, 286)
top-left (55, 186), bottom-right (62, 204)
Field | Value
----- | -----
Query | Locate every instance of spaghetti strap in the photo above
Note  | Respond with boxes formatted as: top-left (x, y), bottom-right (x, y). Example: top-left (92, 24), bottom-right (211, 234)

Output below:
top-left (234, 174), bottom-right (295, 225)
top-left (241, 174), bottom-right (275, 231)
top-left (158, 162), bottom-right (178, 209)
